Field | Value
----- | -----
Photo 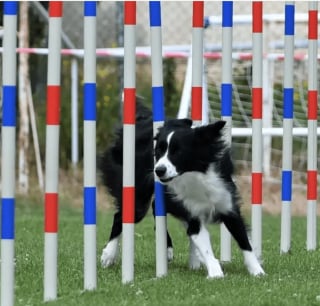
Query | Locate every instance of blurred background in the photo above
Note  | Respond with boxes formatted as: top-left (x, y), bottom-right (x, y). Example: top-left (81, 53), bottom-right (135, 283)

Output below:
top-left (0, 2), bottom-right (318, 214)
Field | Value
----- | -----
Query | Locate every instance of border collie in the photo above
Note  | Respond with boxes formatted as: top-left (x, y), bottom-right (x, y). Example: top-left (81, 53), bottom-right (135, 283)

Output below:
top-left (99, 100), bottom-right (265, 278)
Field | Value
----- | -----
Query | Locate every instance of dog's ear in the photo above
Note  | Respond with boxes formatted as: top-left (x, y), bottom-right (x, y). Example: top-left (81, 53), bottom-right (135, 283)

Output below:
top-left (194, 120), bottom-right (226, 143)
top-left (164, 118), bottom-right (193, 129)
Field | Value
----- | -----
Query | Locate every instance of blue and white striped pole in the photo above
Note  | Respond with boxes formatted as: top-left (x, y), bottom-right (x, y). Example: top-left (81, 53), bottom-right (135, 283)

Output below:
top-left (280, 2), bottom-right (294, 254)
top-left (1, 3), bottom-right (17, 306)
top-left (83, 1), bottom-right (97, 290)
top-left (149, 1), bottom-right (167, 278)
top-left (220, 0), bottom-right (233, 262)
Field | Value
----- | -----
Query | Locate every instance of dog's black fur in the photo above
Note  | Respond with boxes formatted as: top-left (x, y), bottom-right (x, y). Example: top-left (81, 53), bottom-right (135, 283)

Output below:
top-left (99, 98), bottom-right (264, 277)
top-left (98, 100), bottom-right (192, 251)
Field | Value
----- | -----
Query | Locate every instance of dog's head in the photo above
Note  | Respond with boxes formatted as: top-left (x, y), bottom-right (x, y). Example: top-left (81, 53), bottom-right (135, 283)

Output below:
top-left (154, 119), bottom-right (227, 184)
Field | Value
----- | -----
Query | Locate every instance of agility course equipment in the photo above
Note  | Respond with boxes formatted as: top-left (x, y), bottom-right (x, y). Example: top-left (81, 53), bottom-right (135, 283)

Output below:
top-left (122, 1), bottom-right (136, 284)
top-left (251, 0), bottom-right (263, 260)
top-left (280, 1), bottom-right (295, 254)
top-left (43, 1), bottom-right (63, 301)
top-left (0, 1), bottom-right (319, 304)
top-left (83, 1), bottom-right (97, 290)
top-left (149, 1), bottom-right (168, 277)
top-left (191, 1), bottom-right (204, 127)
top-left (1, 3), bottom-right (17, 306)
top-left (220, 0), bottom-right (233, 262)
top-left (306, 1), bottom-right (318, 251)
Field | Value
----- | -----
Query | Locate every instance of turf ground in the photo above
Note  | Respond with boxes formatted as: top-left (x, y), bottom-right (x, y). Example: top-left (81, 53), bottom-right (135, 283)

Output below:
top-left (13, 201), bottom-right (320, 306)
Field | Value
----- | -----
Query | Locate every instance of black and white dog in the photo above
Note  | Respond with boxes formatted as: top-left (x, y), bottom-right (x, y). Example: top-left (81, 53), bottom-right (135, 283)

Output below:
top-left (99, 100), bottom-right (265, 278)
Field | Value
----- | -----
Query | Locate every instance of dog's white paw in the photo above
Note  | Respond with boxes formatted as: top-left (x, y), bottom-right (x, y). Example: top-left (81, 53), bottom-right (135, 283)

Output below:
top-left (101, 239), bottom-right (119, 268)
top-left (206, 259), bottom-right (224, 279)
top-left (167, 247), bottom-right (174, 261)
top-left (249, 265), bottom-right (265, 276)
top-left (243, 250), bottom-right (265, 276)
top-left (189, 257), bottom-right (201, 270)
top-left (189, 249), bottom-right (201, 270)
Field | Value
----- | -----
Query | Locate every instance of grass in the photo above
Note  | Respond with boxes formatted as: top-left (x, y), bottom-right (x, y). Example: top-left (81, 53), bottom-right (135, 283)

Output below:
top-left (13, 200), bottom-right (320, 306)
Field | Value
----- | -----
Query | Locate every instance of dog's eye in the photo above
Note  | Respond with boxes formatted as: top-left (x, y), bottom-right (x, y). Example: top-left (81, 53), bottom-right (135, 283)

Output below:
top-left (169, 142), bottom-right (180, 155)
top-left (158, 141), bottom-right (167, 152)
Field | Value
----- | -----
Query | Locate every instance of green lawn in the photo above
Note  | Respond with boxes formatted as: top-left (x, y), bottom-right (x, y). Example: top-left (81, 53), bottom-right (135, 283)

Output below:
top-left (13, 202), bottom-right (320, 306)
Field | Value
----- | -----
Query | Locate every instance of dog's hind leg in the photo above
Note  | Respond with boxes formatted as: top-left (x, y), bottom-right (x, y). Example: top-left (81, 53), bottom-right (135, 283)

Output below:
top-left (187, 219), bottom-right (224, 278)
top-left (220, 212), bottom-right (265, 276)
top-left (101, 211), bottom-right (122, 267)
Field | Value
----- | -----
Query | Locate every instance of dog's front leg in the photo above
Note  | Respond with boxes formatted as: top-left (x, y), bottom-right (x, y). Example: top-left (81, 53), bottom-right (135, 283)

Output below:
top-left (189, 237), bottom-right (202, 270)
top-left (189, 223), bottom-right (224, 278)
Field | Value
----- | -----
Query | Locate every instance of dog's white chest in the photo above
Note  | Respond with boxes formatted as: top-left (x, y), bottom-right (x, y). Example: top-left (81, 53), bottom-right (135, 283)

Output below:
top-left (169, 168), bottom-right (232, 220)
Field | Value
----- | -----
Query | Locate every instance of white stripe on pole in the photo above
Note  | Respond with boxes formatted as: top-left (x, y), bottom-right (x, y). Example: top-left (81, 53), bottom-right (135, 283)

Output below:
top-left (44, 233), bottom-right (58, 300)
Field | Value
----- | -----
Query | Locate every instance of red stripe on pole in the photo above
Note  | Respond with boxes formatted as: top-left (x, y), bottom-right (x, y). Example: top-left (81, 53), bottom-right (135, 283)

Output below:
top-left (193, 1), bottom-right (204, 28)
top-left (191, 87), bottom-right (202, 121)
top-left (49, 1), bottom-right (63, 17)
top-left (46, 85), bottom-right (61, 125)
top-left (123, 88), bottom-right (136, 124)
top-left (45, 193), bottom-right (58, 232)
top-left (308, 10), bottom-right (318, 40)
top-left (307, 170), bottom-right (317, 200)
top-left (252, 2), bottom-right (263, 33)
top-left (252, 172), bottom-right (262, 204)
top-left (252, 87), bottom-right (262, 119)
top-left (123, 187), bottom-right (135, 223)
top-left (124, 1), bottom-right (136, 25)
top-left (308, 90), bottom-right (318, 120)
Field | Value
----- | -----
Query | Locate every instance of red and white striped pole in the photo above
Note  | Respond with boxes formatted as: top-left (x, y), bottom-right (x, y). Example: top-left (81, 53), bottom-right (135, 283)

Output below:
top-left (306, 1), bottom-right (318, 251)
top-left (191, 1), bottom-right (204, 126)
top-left (43, 1), bottom-right (63, 301)
top-left (251, 1), bottom-right (263, 259)
top-left (122, 1), bottom-right (136, 284)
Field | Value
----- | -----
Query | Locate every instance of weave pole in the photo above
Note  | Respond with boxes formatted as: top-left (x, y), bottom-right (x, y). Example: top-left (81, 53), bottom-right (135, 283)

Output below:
top-left (280, 2), bottom-right (295, 254)
top-left (191, 1), bottom-right (204, 127)
top-left (44, 1), bottom-right (63, 301)
top-left (1, 3), bottom-right (17, 306)
top-left (83, 1), bottom-right (97, 290)
top-left (251, 1), bottom-right (263, 259)
top-left (122, 1), bottom-right (136, 284)
top-left (220, 0), bottom-right (233, 262)
top-left (149, 1), bottom-right (168, 277)
top-left (306, 1), bottom-right (318, 251)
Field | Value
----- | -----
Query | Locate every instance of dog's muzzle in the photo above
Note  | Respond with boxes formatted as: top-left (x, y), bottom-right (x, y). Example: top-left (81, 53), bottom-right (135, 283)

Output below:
top-left (154, 165), bottom-right (173, 183)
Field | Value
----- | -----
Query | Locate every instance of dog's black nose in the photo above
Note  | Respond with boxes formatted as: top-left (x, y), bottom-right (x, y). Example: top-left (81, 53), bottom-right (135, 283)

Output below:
top-left (155, 165), bottom-right (166, 177)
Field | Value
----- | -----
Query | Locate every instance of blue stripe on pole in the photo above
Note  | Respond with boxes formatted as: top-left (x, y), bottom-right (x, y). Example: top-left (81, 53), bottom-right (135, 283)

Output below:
top-left (222, 1), bottom-right (233, 27)
top-left (152, 86), bottom-right (165, 122)
top-left (282, 170), bottom-right (292, 201)
top-left (149, 1), bottom-right (161, 27)
top-left (84, 83), bottom-right (96, 121)
top-left (155, 182), bottom-right (166, 216)
top-left (221, 83), bottom-right (232, 116)
top-left (4, 1), bottom-right (18, 15)
top-left (283, 88), bottom-right (293, 119)
top-left (84, 187), bottom-right (96, 224)
top-left (1, 198), bottom-right (15, 239)
top-left (2, 85), bottom-right (16, 127)
top-left (84, 1), bottom-right (97, 17)
top-left (285, 4), bottom-right (294, 36)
